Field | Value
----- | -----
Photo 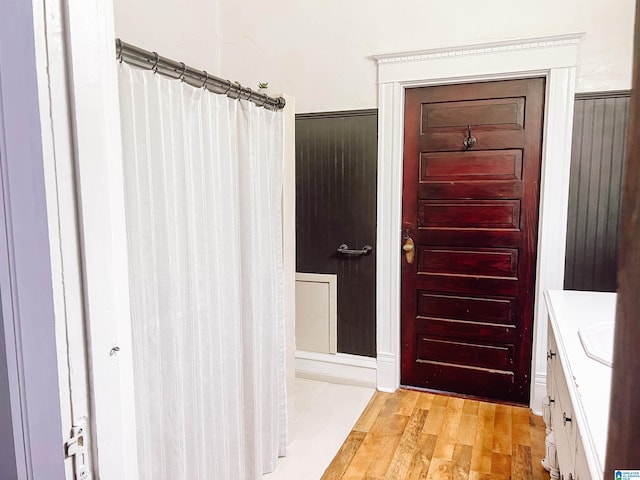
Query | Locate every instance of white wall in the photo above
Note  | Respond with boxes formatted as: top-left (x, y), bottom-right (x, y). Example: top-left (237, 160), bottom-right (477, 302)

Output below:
top-left (113, 0), bottom-right (221, 73)
top-left (219, 0), bottom-right (634, 112)
top-left (112, 1), bottom-right (634, 112)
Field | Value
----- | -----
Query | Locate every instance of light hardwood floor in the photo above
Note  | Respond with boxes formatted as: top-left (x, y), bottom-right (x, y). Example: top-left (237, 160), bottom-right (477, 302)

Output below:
top-left (321, 389), bottom-right (547, 480)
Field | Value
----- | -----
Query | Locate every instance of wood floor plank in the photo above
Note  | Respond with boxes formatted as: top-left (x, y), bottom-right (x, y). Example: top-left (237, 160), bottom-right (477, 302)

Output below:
top-left (342, 404), bottom-right (396, 480)
top-left (469, 402), bottom-right (496, 474)
top-left (340, 433), bottom-right (376, 480)
top-left (422, 404), bottom-right (446, 436)
top-left (384, 408), bottom-right (428, 479)
top-left (511, 406), bottom-right (531, 447)
top-left (415, 392), bottom-right (435, 411)
top-left (326, 390), bottom-right (546, 480)
top-left (462, 399), bottom-right (479, 416)
top-left (426, 457), bottom-right (453, 480)
top-left (321, 430), bottom-right (366, 480)
top-left (529, 413), bottom-right (548, 480)
top-left (379, 391), bottom-right (405, 418)
top-left (353, 391), bottom-right (391, 433)
top-left (492, 404), bottom-right (512, 455)
top-left (363, 413), bottom-right (409, 479)
top-left (342, 409), bottom-right (405, 480)
top-left (456, 413), bottom-right (478, 446)
top-left (511, 444), bottom-right (534, 480)
top-left (407, 432), bottom-right (438, 480)
top-left (452, 444), bottom-right (472, 480)
top-left (469, 471), bottom-right (509, 480)
top-left (432, 397), bottom-right (465, 460)
top-left (490, 452), bottom-right (512, 477)
top-left (345, 395), bottom-right (409, 479)
top-left (432, 393), bottom-right (449, 408)
top-left (398, 389), bottom-right (421, 416)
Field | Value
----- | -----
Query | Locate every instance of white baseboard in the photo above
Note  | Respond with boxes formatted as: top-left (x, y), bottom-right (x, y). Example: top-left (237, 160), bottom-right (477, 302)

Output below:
top-left (375, 352), bottom-right (399, 393)
top-left (531, 373), bottom-right (547, 415)
top-left (295, 350), bottom-right (377, 388)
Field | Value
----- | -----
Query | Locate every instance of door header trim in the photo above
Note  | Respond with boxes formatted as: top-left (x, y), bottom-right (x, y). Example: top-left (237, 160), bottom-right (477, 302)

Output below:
top-left (372, 33), bottom-right (583, 65)
top-left (372, 33), bottom-right (583, 85)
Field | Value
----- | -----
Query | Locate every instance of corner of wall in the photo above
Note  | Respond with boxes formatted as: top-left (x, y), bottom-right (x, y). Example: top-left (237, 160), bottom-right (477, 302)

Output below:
top-left (281, 93), bottom-right (296, 447)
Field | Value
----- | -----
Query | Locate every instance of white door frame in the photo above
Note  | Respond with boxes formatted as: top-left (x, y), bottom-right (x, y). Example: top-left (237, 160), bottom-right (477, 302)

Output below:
top-left (62, 0), bottom-right (140, 477)
top-left (373, 34), bottom-right (583, 413)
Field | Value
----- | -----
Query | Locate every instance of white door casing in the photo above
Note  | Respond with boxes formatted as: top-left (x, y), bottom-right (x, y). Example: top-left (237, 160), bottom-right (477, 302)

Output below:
top-left (373, 34), bottom-right (582, 413)
top-left (63, 0), bottom-right (140, 477)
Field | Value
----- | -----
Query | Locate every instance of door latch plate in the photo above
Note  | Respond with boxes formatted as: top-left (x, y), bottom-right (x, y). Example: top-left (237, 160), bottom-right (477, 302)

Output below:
top-left (65, 421), bottom-right (91, 480)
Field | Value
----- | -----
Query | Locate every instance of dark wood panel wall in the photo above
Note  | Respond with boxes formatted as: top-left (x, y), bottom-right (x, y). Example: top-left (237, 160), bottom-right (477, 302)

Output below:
top-left (564, 91), bottom-right (630, 292)
top-left (296, 110), bottom-right (378, 357)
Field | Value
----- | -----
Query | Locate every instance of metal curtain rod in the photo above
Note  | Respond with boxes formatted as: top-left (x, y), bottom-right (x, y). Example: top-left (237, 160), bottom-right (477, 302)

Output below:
top-left (115, 39), bottom-right (286, 111)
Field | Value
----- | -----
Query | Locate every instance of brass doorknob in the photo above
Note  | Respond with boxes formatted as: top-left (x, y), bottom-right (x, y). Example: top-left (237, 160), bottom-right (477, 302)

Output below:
top-left (403, 236), bottom-right (415, 264)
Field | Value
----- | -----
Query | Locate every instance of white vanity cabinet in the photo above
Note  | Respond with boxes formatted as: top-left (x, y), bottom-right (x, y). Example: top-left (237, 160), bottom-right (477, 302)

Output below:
top-left (543, 290), bottom-right (615, 480)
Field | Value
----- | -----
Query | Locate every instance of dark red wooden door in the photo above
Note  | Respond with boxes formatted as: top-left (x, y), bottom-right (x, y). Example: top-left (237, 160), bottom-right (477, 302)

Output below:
top-left (401, 78), bottom-right (545, 404)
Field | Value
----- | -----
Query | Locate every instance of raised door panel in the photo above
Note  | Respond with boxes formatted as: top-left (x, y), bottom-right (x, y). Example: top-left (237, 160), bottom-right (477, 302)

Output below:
top-left (422, 97), bottom-right (525, 129)
top-left (418, 200), bottom-right (521, 229)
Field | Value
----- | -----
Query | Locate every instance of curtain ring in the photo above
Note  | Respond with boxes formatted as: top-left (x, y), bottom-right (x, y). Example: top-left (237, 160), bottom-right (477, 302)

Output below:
top-left (177, 62), bottom-right (187, 82)
top-left (246, 91), bottom-right (254, 102)
top-left (201, 71), bottom-right (209, 89)
top-left (151, 52), bottom-right (160, 73)
top-left (222, 80), bottom-right (232, 95)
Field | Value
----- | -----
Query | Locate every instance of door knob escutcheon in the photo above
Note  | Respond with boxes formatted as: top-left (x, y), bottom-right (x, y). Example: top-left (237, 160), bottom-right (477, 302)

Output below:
top-left (403, 236), bottom-right (415, 264)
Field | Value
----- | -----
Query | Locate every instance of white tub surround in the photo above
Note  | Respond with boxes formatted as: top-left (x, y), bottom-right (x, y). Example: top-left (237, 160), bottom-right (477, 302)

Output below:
top-left (542, 290), bottom-right (615, 480)
top-left (373, 34), bottom-right (583, 412)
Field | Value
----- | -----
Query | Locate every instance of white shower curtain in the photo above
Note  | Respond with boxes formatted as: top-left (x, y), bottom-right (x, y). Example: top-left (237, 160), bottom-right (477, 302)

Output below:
top-left (118, 62), bottom-right (286, 479)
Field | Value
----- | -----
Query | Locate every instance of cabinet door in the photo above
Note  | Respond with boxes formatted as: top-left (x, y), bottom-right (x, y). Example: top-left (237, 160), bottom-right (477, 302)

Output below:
top-left (574, 437), bottom-right (592, 480)
top-left (552, 361), bottom-right (577, 475)
top-left (548, 324), bottom-right (557, 393)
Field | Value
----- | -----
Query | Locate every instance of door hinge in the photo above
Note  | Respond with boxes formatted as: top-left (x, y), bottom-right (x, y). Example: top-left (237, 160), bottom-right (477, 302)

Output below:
top-left (65, 421), bottom-right (92, 480)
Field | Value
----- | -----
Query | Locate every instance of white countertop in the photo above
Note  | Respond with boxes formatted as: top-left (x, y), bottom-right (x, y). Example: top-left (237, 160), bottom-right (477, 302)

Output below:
top-left (545, 290), bottom-right (616, 480)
